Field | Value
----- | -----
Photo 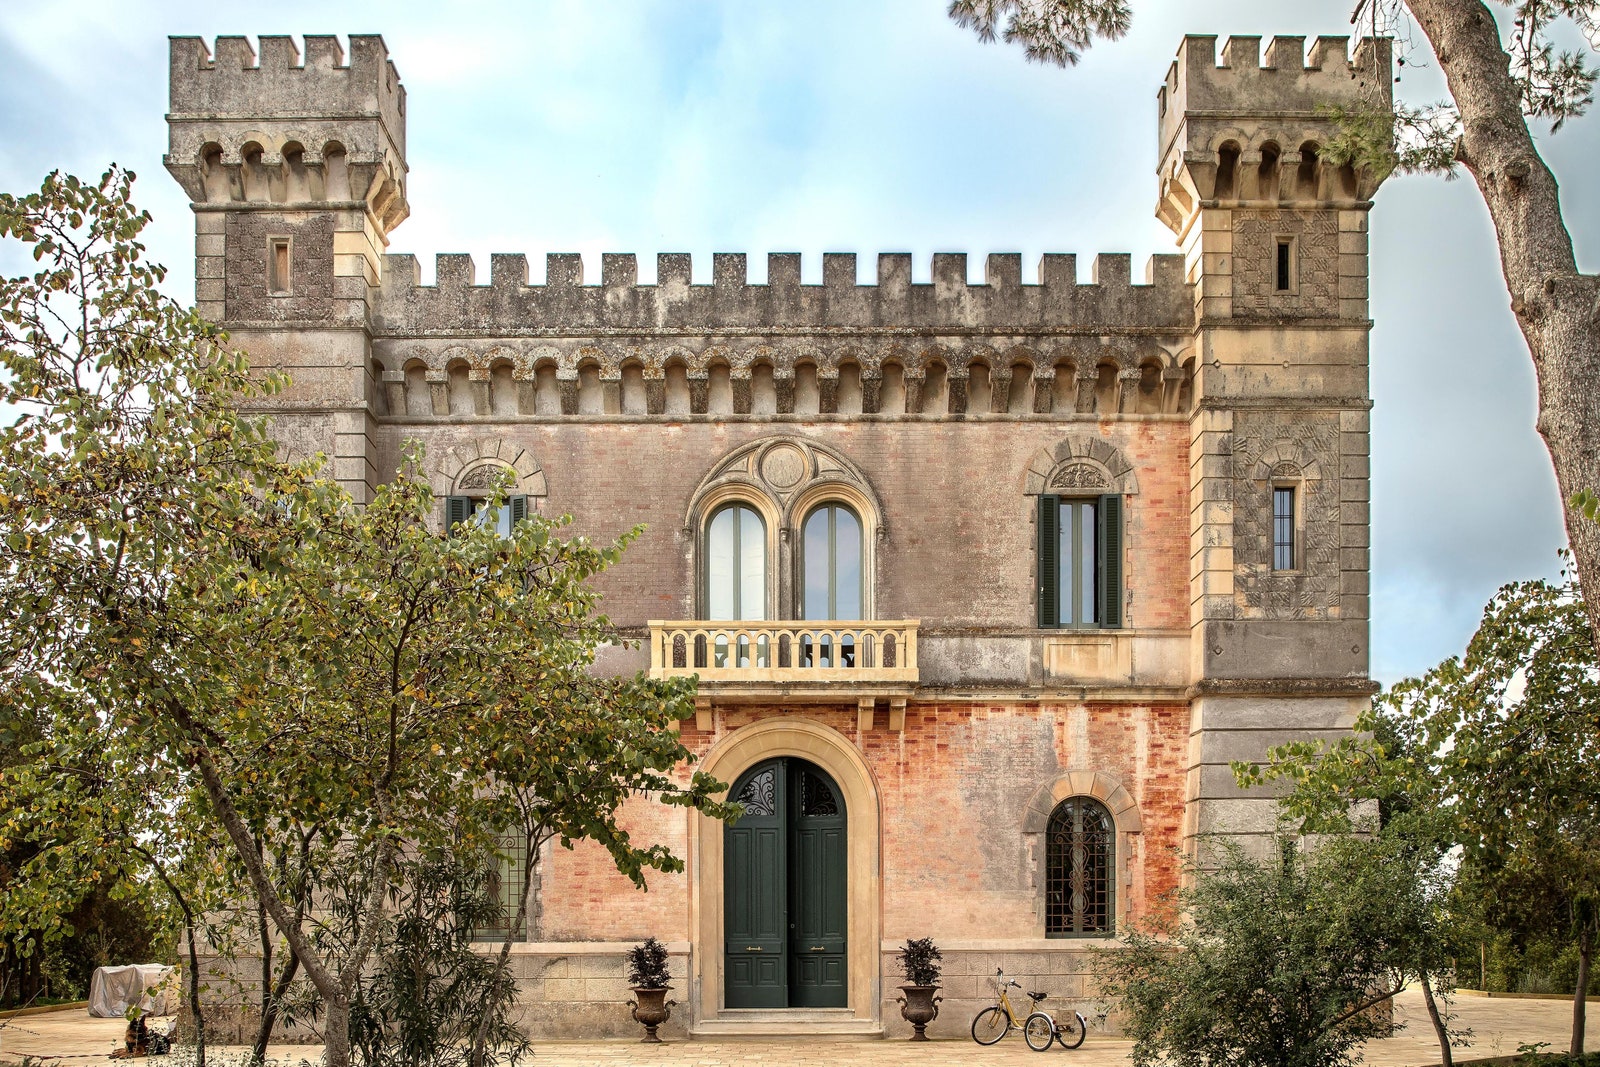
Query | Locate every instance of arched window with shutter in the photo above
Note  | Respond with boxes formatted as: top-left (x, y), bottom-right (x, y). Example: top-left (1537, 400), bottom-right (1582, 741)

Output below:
top-left (1045, 797), bottom-right (1115, 936)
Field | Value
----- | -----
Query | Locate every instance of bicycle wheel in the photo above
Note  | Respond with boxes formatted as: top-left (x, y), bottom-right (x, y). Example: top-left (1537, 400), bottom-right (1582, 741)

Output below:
top-left (1023, 1012), bottom-right (1056, 1051)
top-left (1055, 1011), bottom-right (1087, 1050)
top-left (971, 1005), bottom-right (1009, 1045)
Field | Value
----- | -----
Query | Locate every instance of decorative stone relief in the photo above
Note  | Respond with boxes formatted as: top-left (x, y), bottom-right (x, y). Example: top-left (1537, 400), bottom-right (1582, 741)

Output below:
top-left (1023, 436), bottom-right (1140, 496)
top-left (1232, 209), bottom-right (1340, 319)
top-left (1049, 461), bottom-right (1112, 491)
top-left (1230, 415), bottom-right (1341, 619)
top-left (434, 438), bottom-right (548, 499)
top-left (687, 435), bottom-right (881, 522)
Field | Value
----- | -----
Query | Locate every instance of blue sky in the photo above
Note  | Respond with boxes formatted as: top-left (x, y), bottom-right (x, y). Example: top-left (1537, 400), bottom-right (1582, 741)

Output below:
top-left (1, 0), bottom-right (1589, 683)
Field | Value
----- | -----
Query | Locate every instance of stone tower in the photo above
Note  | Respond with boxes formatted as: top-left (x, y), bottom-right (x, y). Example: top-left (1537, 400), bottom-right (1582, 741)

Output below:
top-left (1157, 35), bottom-right (1392, 853)
top-left (165, 34), bottom-right (409, 503)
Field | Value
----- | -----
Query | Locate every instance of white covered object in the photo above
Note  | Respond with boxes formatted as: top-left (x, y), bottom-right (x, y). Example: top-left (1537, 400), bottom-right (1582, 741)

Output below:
top-left (87, 964), bottom-right (176, 1018)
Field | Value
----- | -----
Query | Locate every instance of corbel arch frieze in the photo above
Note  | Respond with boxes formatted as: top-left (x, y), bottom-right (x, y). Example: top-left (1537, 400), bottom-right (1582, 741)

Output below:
top-left (1023, 435), bottom-right (1140, 496)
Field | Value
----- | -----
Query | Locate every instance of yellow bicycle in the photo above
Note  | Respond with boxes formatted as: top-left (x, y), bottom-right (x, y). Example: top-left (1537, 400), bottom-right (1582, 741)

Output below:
top-left (970, 968), bottom-right (1048, 1045)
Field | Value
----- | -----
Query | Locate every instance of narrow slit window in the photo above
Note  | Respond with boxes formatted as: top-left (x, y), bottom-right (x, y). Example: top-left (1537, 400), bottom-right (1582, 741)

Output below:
top-left (268, 238), bottom-right (291, 294)
top-left (1275, 238), bottom-right (1294, 292)
top-left (1273, 486), bottom-right (1296, 571)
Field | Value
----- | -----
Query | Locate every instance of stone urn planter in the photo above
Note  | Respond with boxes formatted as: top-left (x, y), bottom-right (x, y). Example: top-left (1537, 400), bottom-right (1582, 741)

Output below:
top-left (628, 985), bottom-right (676, 1043)
top-left (626, 936), bottom-right (676, 1042)
top-left (896, 984), bottom-right (943, 1041)
top-left (894, 936), bottom-right (944, 1041)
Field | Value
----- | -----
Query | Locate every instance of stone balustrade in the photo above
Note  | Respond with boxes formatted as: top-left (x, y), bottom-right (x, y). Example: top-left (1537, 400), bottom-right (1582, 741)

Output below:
top-left (648, 620), bottom-right (919, 686)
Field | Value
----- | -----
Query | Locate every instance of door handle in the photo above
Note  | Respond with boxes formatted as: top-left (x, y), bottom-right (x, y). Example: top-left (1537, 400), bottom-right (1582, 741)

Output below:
top-left (745, 946), bottom-right (763, 952)
top-left (810, 946), bottom-right (826, 952)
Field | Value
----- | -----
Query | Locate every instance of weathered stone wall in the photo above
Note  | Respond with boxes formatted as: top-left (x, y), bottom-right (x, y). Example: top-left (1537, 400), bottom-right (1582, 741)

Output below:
top-left (369, 420), bottom-right (1193, 642)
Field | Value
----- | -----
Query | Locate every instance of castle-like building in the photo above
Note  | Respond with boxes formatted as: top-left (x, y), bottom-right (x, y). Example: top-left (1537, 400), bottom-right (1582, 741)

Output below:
top-left (166, 31), bottom-right (1387, 1039)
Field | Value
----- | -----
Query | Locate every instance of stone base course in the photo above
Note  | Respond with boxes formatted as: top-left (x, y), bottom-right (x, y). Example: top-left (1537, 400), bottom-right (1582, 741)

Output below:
top-left (2, 989), bottom-right (1591, 1065)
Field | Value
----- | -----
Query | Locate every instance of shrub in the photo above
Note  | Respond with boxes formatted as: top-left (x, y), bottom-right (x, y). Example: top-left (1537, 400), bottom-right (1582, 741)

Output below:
top-left (626, 937), bottom-right (672, 989)
top-left (897, 937), bottom-right (943, 987)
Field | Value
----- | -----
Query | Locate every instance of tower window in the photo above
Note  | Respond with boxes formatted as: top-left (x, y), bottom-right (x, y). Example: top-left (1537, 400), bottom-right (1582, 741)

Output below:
top-left (1272, 486), bottom-right (1297, 571)
top-left (268, 237), bottom-right (292, 294)
top-left (1275, 238), bottom-right (1295, 293)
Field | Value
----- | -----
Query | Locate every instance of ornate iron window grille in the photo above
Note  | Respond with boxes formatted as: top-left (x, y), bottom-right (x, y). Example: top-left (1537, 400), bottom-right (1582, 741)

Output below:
top-left (1045, 797), bottom-right (1114, 936)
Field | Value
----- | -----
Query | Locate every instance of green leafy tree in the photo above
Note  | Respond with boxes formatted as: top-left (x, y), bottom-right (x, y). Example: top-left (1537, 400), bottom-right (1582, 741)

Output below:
top-left (1243, 572), bottom-right (1600, 1055)
top-left (950, 0), bottom-right (1600, 663)
top-left (1100, 833), bottom-right (1453, 1067)
top-left (0, 169), bottom-right (734, 1067)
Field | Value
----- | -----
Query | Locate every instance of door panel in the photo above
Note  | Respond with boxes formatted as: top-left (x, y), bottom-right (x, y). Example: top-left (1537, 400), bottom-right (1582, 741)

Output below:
top-left (788, 764), bottom-right (848, 1008)
top-left (724, 761), bottom-right (786, 1008)
top-left (724, 758), bottom-right (848, 1010)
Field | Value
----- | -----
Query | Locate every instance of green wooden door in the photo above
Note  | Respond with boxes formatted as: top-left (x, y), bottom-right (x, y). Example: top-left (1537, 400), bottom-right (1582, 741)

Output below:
top-left (787, 762), bottom-right (848, 1007)
top-left (724, 760), bottom-right (787, 1008)
top-left (724, 758), bottom-right (848, 1010)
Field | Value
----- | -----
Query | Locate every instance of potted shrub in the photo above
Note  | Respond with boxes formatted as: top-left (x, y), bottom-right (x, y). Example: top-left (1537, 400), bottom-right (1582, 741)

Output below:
top-left (894, 937), bottom-right (944, 1041)
top-left (625, 937), bottom-right (676, 1043)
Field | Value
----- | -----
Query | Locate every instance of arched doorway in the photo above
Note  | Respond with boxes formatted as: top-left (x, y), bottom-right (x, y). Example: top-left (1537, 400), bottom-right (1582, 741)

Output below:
top-left (723, 758), bottom-right (847, 1009)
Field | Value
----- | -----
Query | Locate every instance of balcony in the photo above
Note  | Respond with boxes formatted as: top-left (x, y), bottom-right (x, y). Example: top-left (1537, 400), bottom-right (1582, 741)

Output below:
top-left (647, 620), bottom-right (920, 700)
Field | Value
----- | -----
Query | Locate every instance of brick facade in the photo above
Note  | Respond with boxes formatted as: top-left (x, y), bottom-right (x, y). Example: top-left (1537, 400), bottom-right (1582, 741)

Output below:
top-left (165, 29), bottom-right (1387, 1039)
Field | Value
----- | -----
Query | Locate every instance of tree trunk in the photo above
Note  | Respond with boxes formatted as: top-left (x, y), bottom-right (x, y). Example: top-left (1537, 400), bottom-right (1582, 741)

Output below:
top-left (1420, 970), bottom-right (1454, 1067)
top-left (134, 844), bottom-right (205, 1067)
top-left (322, 994), bottom-right (351, 1067)
top-left (250, 948), bottom-right (299, 1063)
top-left (1405, 0), bottom-right (1600, 655)
top-left (1574, 924), bottom-right (1592, 1055)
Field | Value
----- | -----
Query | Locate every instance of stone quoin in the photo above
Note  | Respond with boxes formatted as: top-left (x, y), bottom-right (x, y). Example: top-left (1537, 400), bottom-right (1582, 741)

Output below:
top-left (164, 30), bottom-right (1389, 1039)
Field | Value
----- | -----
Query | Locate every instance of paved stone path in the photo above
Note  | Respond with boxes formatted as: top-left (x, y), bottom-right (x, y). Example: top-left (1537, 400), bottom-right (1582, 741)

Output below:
top-left (1, 989), bottom-right (1588, 1065)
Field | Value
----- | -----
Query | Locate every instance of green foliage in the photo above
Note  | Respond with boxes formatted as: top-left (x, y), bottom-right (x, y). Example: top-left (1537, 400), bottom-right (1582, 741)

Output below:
top-left (895, 937), bottom-right (943, 987)
top-left (1098, 835), bottom-right (1446, 1067)
top-left (625, 937), bottom-right (673, 990)
top-left (339, 850), bottom-right (529, 1067)
top-left (1242, 571), bottom-right (1600, 1051)
top-left (947, 0), bottom-right (1130, 67)
top-left (0, 168), bottom-right (738, 1065)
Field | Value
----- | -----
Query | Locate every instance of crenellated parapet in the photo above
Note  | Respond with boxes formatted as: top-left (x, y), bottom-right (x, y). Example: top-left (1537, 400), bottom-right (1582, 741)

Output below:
top-left (165, 35), bottom-right (408, 237)
top-left (375, 251), bottom-right (1190, 336)
top-left (365, 251), bottom-right (1196, 420)
top-left (1156, 34), bottom-right (1392, 236)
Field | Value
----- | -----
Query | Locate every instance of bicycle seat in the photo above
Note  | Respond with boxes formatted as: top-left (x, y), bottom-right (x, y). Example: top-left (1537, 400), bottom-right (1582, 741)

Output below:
top-left (1027, 990), bottom-right (1049, 1002)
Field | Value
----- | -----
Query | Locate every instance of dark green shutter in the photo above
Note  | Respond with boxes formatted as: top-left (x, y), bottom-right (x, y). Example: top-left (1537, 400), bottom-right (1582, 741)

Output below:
top-left (510, 495), bottom-right (528, 525)
top-left (446, 495), bottom-right (471, 532)
top-left (1098, 493), bottom-right (1123, 629)
top-left (1037, 495), bottom-right (1059, 628)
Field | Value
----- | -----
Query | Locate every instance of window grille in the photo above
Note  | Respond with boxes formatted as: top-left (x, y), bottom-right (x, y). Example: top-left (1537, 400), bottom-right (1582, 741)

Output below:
top-left (1272, 487), bottom-right (1296, 571)
top-left (472, 835), bottom-right (528, 943)
top-left (1045, 797), bottom-right (1114, 936)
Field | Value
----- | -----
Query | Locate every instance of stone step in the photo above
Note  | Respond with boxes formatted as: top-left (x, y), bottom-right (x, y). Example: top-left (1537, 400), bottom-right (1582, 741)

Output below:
top-left (690, 1010), bottom-right (884, 1041)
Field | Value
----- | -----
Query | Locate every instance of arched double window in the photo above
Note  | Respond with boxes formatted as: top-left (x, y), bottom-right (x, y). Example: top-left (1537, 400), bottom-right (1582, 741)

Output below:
top-left (690, 439), bottom-right (882, 633)
top-left (1045, 797), bottom-right (1114, 936)
top-left (801, 504), bottom-right (863, 621)
top-left (706, 503), bottom-right (767, 620)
